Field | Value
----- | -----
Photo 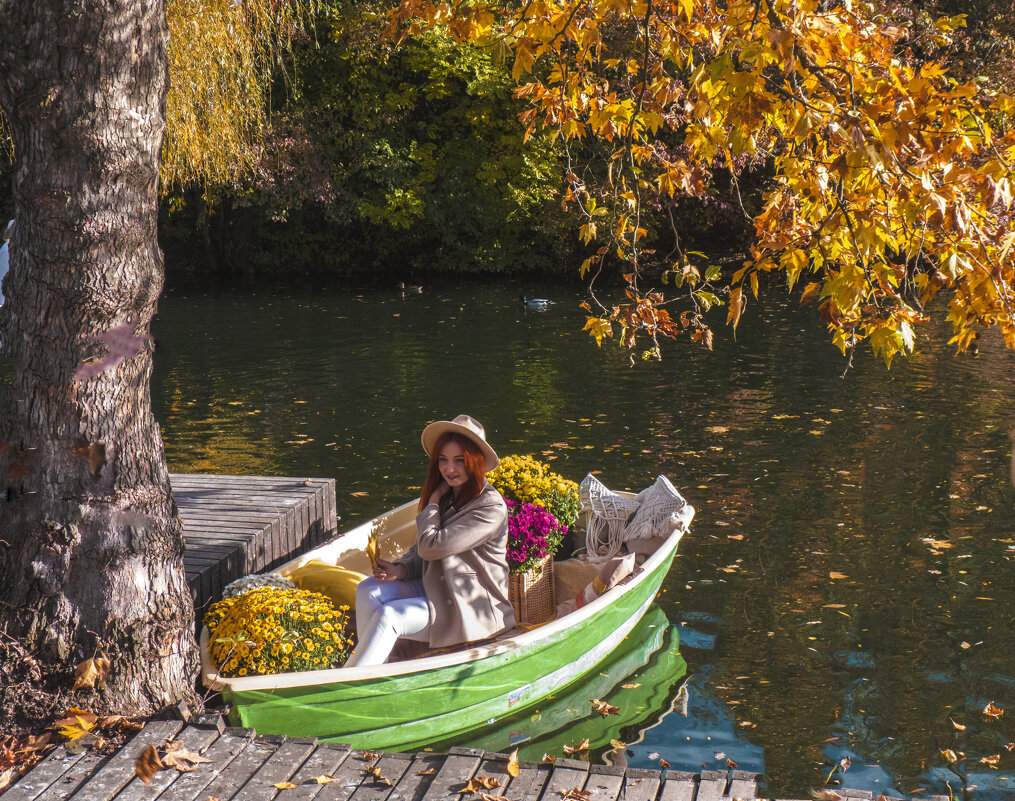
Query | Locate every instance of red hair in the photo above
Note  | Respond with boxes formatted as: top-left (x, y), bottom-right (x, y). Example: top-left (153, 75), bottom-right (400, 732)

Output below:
top-left (419, 432), bottom-right (486, 512)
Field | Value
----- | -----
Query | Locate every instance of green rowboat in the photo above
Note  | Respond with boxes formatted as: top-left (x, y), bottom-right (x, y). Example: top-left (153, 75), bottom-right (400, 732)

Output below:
top-left (199, 494), bottom-right (688, 749)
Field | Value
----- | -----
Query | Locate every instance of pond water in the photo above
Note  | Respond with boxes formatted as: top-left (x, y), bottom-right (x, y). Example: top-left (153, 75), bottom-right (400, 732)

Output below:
top-left (14, 276), bottom-right (1015, 799)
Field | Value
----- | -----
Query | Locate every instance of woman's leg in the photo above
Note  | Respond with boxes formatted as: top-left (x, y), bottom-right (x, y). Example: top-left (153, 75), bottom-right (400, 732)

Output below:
top-left (354, 576), bottom-right (425, 635)
top-left (345, 595), bottom-right (431, 667)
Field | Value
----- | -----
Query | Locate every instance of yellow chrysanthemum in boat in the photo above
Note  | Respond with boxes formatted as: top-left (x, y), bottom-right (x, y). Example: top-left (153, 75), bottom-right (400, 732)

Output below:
top-left (205, 586), bottom-right (352, 677)
top-left (488, 454), bottom-right (580, 530)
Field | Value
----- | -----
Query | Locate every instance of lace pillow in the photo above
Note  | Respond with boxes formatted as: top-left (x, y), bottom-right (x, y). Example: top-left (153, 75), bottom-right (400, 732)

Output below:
top-left (579, 473), bottom-right (642, 559)
top-left (623, 475), bottom-right (694, 541)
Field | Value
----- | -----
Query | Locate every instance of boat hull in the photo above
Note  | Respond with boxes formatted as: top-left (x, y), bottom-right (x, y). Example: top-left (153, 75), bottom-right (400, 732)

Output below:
top-left (216, 538), bottom-right (679, 748)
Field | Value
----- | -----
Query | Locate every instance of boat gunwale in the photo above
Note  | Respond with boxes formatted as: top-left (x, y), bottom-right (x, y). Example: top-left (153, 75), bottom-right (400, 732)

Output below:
top-left (200, 491), bottom-right (687, 693)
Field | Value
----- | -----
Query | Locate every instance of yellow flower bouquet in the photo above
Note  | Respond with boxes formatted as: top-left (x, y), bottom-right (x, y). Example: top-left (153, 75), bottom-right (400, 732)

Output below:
top-left (205, 586), bottom-right (353, 677)
top-left (487, 454), bottom-right (581, 532)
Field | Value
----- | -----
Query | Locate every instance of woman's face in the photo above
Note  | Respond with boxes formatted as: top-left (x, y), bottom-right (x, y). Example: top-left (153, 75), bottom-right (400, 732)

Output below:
top-left (437, 439), bottom-right (470, 494)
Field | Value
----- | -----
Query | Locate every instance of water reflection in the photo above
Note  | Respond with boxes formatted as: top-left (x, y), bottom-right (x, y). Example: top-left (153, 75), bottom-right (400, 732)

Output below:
top-left (5, 279), bottom-right (1013, 798)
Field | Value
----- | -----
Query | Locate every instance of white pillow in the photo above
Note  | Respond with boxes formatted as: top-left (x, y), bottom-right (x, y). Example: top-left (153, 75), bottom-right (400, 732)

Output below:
top-left (579, 474), bottom-right (642, 558)
top-left (623, 475), bottom-right (694, 541)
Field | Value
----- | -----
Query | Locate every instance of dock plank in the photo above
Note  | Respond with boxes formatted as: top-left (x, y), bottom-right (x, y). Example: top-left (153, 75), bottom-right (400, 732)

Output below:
top-left (726, 770), bottom-right (759, 800)
top-left (621, 768), bottom-right (661, 801)
top-left (171, 473), bottom-right (338, 613)
top-left (542, 758), bottom-right (590, 799)
top-left (349, 752), bottom-right (415, 801)
top-left (385, 753), bottom-right (443, 801)
top-left (417, 747), bottom-right (483, 801)
top-left (694, 769), bottom-right (727, 801)
top-left (658, 770), bottom-right (698, 801)
top-left (2, 746), bottom-right (90, 801)
top-left (585, 764), bottom-right (625, 801)
top-left (109, 721), bottom-right (222, 801)
top-left (230, 737), bottom-right (318, 801)
top-left (313, 749), bottom-right (374, 801)
top-left (195, 733), bottom-right (283, 800)
top-left (64, 719), bottom-right (183, 801)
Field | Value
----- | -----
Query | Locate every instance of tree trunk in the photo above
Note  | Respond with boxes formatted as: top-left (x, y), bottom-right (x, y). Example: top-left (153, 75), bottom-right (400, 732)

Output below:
top-left (0, 0), bottom-right (198, 715)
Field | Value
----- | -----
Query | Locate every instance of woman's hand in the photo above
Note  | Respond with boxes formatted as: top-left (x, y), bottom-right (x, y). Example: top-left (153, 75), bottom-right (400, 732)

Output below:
top-left (428, 480), bottom-right (451, 507)
top-left (372, 558), bottom-right (407, 582)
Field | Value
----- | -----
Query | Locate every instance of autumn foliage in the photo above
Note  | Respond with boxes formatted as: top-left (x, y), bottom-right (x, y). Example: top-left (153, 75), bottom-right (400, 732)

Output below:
top-left (387, 0), bottom-right (1015, 364)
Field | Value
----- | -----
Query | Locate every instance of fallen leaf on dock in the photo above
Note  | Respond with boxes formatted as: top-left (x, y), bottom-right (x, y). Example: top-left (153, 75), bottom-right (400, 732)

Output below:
top-left (506, 749), bottom-right (520, 777)
top-left (418, 768), bottom-right (437, 775)
top-left (365, 765), bottom-right (393, 786)
top-left (560, 788), bottom-right (591, 801)
top-left (161, 740), bottom-right (212, 772)
top-left (542, 754), bottom-right (556, 763)
top-left (273, 781), bottom-right (298, 789)
top-left (135, 744), bottom-right (164, 786)
top-left (314, 775), bottom-right (338, 783)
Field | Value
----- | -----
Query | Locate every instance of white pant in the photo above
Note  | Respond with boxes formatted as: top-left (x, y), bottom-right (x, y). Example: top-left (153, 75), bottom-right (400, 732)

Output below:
top-left (345, 577), bottom-right (431, 667)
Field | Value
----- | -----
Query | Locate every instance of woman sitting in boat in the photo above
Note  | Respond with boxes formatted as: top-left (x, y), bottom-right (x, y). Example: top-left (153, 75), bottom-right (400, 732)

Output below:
top-left (344, 414), bottom-right (516, 667)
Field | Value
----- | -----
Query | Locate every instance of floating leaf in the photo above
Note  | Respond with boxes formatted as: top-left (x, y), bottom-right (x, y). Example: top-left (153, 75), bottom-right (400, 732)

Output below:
top-left (941, 749), bottom-right (961, 763)
top-left (984, 702), bottom-right (1005, 719)
top-left (828, 572), bottom-right (848, 580)
top-left (590, 698), bottom-right (620, 717)
top-left (620, 683), bottom-right (641, 689)
top-left (542, 754), bottom-right (556, 763)
top-left (659, 758), bottom-right (671, 769)
top-left (562, 739), bottom-right (590, 755)
top-left (980, 755), bottom-right (1000, 766)
top-left (950, 718), bottom-right (967, 731)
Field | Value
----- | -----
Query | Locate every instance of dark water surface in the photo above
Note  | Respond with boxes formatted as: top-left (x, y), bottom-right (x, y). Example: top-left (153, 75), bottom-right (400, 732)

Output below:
top-left (13, 278), bottom-right (1015, 798)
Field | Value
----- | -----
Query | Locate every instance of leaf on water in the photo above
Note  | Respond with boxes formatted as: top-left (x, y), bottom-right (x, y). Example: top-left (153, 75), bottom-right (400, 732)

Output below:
top-left (940, 749), bottom-right (962, 763)
top-left (161, 740), bottom-right (213, 772)
top-left (726, 759), bottom-right (738, 769)
top-left (506, 748), bottom-right (520, 777)
top-left (134, 743), bottom-right (164, 786)
top-left (839, 757), bottom-right (851, 773)
top-left (980, 755), bottom-right (1000, 766)
top-left (950, 718), bottom-right (967, 730)
top-left (984, 702), bottom-right (1005, 719)
top-left (620, 683), bottom-right (641, 689)
top-left (350, 492), bottom-right (369, 497)
top-left (828, 572), bottom-right (848, 580)
top-left (542, 753), bottom-right (556, 763)
top-left (562, 739), bottom-right (590, 755)
top-left (72, 655), bottom-right (111, 691)
top-left (822, 604), bottom-right (846, 609)
top-left (590, 698), bottom-right (620, 717)
top-left (659, 758), bottom-right (671, 769)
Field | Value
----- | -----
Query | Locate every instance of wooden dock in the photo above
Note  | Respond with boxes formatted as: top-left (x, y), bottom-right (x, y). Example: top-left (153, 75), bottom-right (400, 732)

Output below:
top-left (172, 474), bottom-right (339, 616)
top-left (3, 717), bottom-right (946, 801)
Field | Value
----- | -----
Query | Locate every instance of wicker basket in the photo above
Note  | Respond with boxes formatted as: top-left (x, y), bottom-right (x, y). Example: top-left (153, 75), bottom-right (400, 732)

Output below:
top-left (509, 555), bottom-right (557, 626)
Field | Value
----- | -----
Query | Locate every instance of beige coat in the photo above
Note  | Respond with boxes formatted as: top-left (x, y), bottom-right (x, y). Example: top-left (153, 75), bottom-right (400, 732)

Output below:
top-left (395, 482), bottom-right (515, 648)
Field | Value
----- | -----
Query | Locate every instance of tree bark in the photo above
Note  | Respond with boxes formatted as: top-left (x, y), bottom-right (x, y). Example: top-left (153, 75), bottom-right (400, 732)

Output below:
top-left (0, 0), bottom-right (198, 714)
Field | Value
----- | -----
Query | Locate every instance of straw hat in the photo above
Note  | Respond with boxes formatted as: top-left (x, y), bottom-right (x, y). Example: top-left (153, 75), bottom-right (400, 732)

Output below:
top-left (421, 414), bottom-right (499, 472)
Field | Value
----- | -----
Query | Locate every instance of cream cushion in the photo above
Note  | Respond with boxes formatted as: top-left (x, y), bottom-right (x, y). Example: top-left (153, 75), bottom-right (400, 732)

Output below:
top-left (624, 475), bottom-right (694, 541)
